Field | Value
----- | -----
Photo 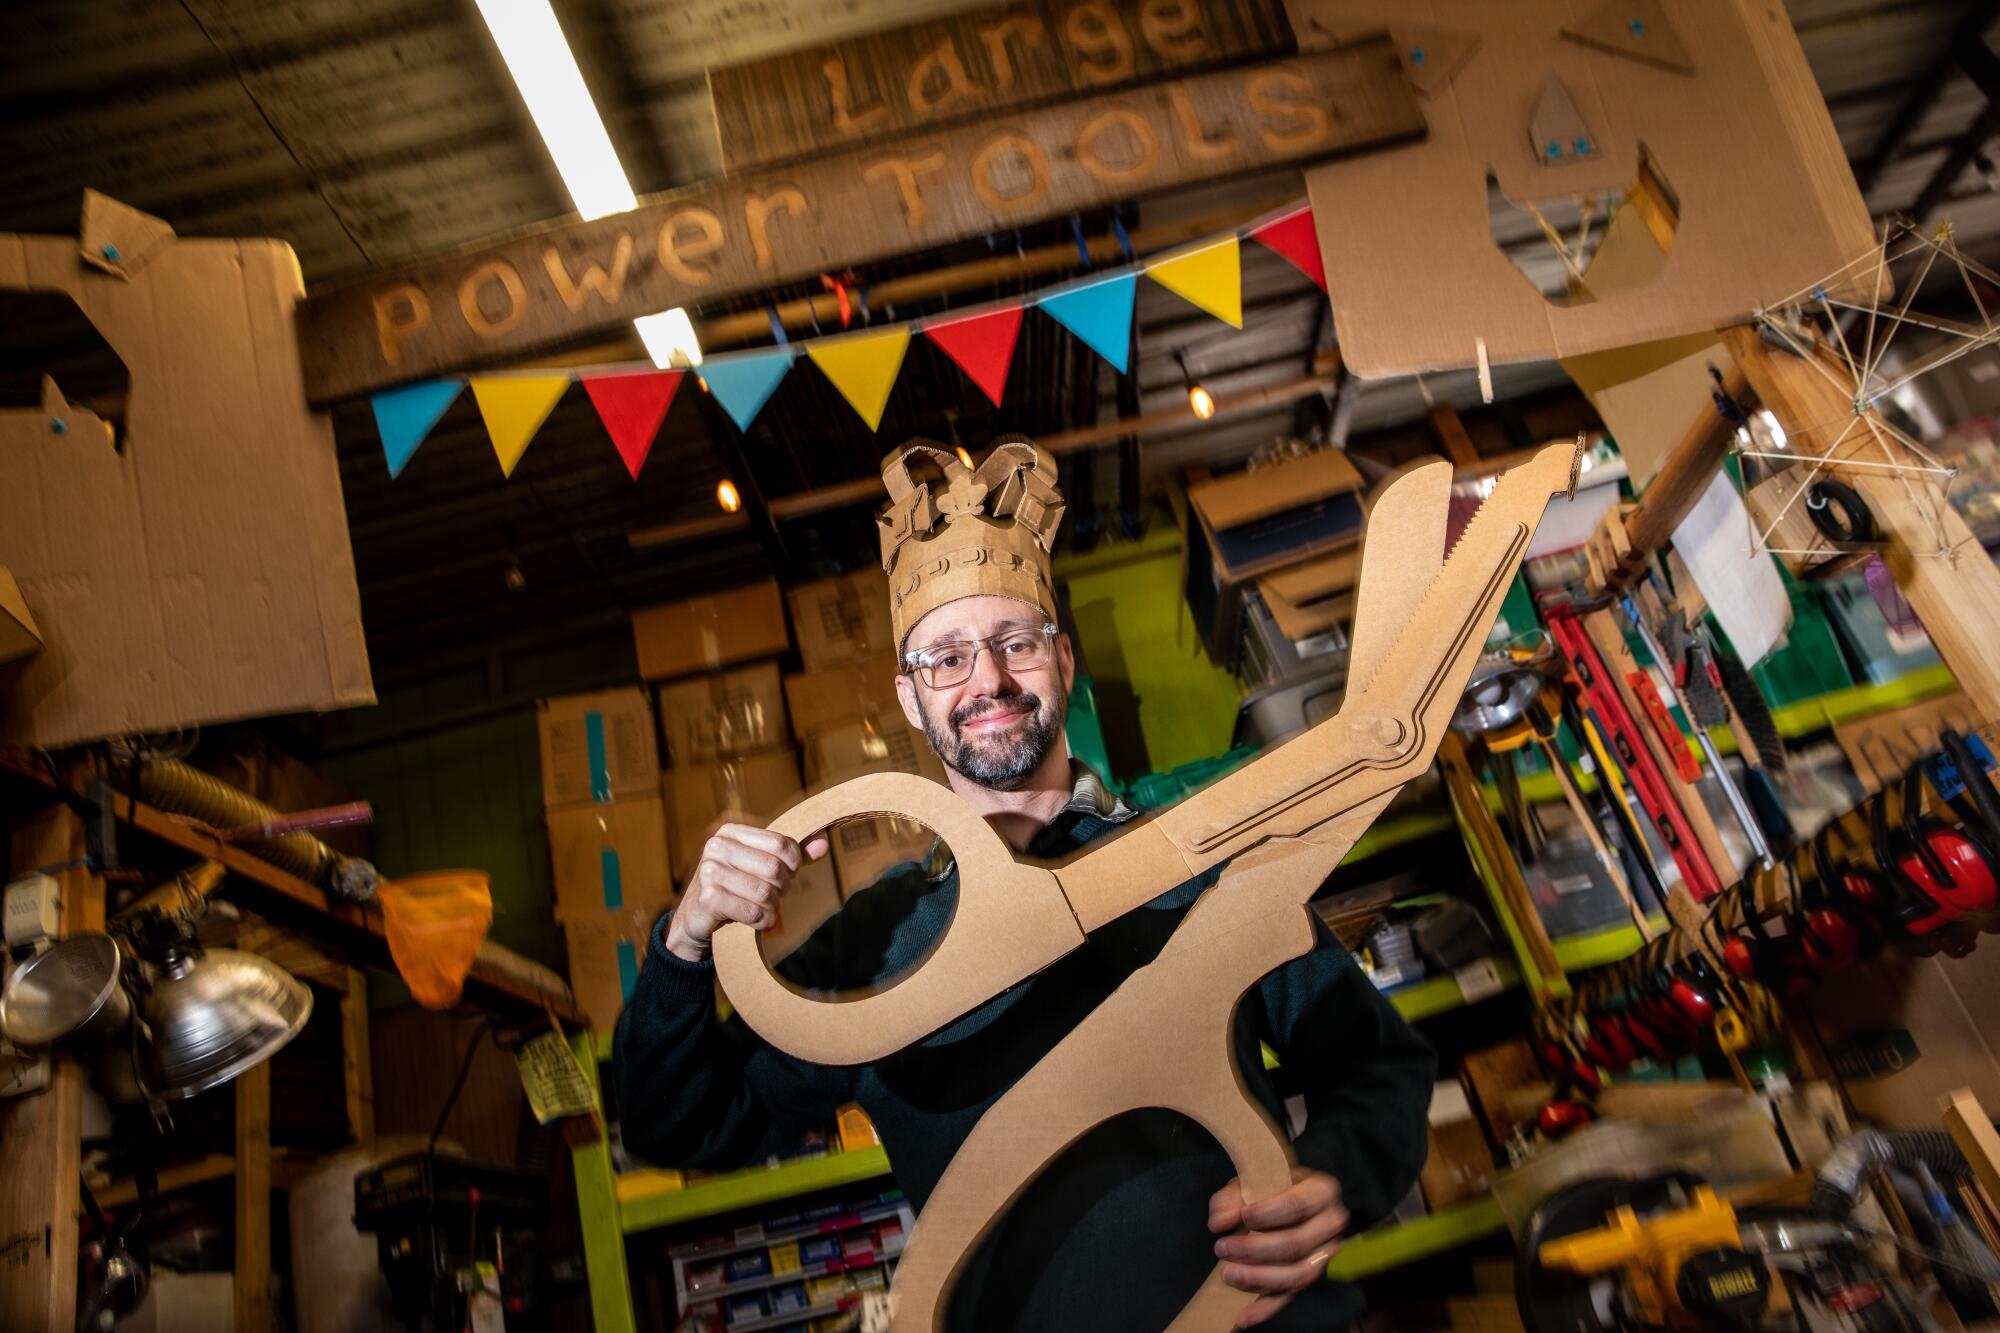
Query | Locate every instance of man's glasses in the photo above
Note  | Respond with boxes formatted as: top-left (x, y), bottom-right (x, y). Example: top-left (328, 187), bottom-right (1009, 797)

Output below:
top-left (902, 624), bottom-right (1058, 690)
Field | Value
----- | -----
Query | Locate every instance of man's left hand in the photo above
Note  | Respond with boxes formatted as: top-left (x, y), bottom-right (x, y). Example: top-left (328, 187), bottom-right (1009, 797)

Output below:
top-left (1208, 1170), bottom-right (1349, 1328)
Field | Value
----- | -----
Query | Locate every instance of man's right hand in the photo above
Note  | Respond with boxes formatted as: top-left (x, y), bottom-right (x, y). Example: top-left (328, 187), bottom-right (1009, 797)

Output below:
top-left (664, 823), bottom-right (830, 963)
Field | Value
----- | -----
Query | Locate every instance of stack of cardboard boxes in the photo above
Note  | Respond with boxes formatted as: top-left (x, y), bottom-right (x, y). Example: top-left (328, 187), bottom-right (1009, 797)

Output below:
top-left (784, 571), bottom-right (948, 893)
top-left (539, 687), bottom-right (673, 1029)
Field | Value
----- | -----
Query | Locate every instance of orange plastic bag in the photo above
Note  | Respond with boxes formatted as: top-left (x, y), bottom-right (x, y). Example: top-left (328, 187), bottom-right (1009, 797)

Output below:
top-left (377, 871), bottom-right (493, 1009)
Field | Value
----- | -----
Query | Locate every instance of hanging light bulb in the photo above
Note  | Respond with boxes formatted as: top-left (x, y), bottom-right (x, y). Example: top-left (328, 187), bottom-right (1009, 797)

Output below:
top-left (1178, 351), bottom-right (1215, 420)
top-left (955, 445), bottom-right (974, 469)
top-left (716, 479), bottom-right (741, 513)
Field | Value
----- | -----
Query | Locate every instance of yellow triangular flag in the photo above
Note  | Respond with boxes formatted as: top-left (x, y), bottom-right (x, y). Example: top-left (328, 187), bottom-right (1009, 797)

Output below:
top-left (806, 327), bottom-right (911, 432)
top-left (1146, 237), bottom-right (1242, 328)
top-left (470, 375), bottom-right (570, 477)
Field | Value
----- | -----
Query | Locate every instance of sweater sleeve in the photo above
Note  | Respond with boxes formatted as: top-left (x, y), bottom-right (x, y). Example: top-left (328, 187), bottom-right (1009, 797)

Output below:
top-left (1256, 922), bottom-right (1437, 1231)
top-left (611, 912), bottom-right (855, 1171)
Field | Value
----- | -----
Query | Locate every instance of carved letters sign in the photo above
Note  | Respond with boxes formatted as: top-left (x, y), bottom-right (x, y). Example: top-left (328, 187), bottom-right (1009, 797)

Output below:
top-left (294, 38), bottom-right (1418, 405)
top-left (707, 0), bottom-right (1296, 172)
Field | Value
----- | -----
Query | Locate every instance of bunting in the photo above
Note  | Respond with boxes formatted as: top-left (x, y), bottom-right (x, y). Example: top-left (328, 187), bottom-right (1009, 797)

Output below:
top-left (702, 350), bottom-right (794, 433)
top-left (923, 306), bottom-right (1023, 407)
top-left (1038, 273), bottom-right (1137, 373)
top-left (471, 375), bottom-right (571, 477)
top-left (1145, 237), bottom-right (1243, 328)
top-left (583, 370), bottom-right (682, 479)
top-left (367, 203), bottom-right (1325, 482)
top-left (372, 378), bottom-right (462, 477)
top-left (807, 327), bottom-right (911, 431)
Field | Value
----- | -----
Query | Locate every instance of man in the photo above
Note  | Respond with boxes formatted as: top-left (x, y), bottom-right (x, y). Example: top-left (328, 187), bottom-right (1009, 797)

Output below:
top-left (615, 438), bottom-right (1434, 1330)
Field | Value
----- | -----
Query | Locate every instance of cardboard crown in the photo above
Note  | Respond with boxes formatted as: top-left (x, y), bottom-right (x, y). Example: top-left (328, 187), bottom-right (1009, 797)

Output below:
top-left (877, 437), bottom-right (1065, 652)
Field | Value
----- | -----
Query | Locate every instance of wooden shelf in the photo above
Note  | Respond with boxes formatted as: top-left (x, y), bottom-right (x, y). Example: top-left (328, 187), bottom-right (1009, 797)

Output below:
top-left (619, 1148), bottom-right (895, 1235)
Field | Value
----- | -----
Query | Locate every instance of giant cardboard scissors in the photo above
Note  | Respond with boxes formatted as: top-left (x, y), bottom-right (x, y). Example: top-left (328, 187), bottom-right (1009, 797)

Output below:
top-left (714, 440), bottom-right (1579, 1329)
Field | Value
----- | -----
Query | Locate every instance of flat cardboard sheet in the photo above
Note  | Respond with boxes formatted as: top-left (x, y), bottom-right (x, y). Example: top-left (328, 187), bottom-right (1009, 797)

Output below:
top-left (1189, 449), bottom-right (1364, 533)
top-left (536, 688), bottom-right (660, 809)
top-left (1293, 0), bottom-right (1876, 377)
top-left (0, 568), bottom-right (42, 666)
top-left (654, 661), bottom-right (790, 766)
top-left (631, 580), bottom-right (791, 681)
top-left (0, 195), bottom-right (373, 745)
top-left (788, 570), bottom-right (896, 672)
top-left (662, 749), bottom-right (803, 880)
top-left (547, 795), bottom-right (676, 923)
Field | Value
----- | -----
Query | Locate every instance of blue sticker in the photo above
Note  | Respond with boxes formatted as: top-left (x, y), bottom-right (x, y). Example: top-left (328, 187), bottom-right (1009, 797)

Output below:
top-left (584, 710), bottom-right (610, 804)
top-left (599, 846), bottom-right (624, 910)
top-left (616, 939), bottom-right (640, 1001)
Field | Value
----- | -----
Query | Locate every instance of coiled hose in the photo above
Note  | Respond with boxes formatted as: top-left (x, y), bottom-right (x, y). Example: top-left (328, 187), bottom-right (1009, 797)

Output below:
top-left (131, 759), bottom-right (380, 901)
top-left (1810, 1129), bottom-right (1973, 1218)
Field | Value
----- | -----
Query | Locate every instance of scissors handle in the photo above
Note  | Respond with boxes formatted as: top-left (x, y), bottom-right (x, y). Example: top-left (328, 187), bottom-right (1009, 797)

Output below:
top-left (711, 772), bottom-right (1085, 1066)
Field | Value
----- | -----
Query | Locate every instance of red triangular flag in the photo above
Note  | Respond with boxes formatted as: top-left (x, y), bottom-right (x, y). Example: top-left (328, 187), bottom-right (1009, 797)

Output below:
top-left (923, 306), bottom-right (1024, 407)
top-left (1249, 208), bottom-right (1327, 292)
top-left (582, 370), bottom-right (683, 479)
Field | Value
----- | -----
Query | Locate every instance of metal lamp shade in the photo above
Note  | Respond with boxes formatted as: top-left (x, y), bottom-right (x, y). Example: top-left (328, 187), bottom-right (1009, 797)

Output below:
top-left (143, 947), bottom-right (311, 1100)
top-left (0, 934), bottom-right (132, 1047)
top-left (1452, 661), bottom-right (1547, 735)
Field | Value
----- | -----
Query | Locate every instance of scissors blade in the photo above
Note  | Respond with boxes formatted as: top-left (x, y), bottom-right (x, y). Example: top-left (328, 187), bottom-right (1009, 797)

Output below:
top-left (1347, 458), bottom-right (1452, 687)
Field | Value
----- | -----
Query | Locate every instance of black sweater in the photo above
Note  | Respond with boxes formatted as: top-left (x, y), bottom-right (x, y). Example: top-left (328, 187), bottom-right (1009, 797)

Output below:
top-left (613, 807), bottom-right (1435, 1331)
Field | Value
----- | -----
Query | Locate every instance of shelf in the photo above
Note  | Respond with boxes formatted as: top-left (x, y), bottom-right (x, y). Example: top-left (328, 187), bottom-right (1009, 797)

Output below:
top-left (666, 1200), bottom-right (907, 1262)
top-left (692, 1240), bottom-right (906, 1303)
top-left (1325, 1196), bottom-right (1506, 1282)
top-left (722, 1295), bottom-right (853, 1333)
top-left (1262, 959), bottom-right (1524, 1069)
top-left (1344, 808), bottom-right (1454, 864)
top-left (1551, 917), bottom-right (1668, 973)
top-left (620, 1147), bottom-right (895, 1234)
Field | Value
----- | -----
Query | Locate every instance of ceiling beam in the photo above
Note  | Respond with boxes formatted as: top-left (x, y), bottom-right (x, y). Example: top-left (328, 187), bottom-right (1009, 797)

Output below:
top-left (1912, 4), bottom-right (2000, 218)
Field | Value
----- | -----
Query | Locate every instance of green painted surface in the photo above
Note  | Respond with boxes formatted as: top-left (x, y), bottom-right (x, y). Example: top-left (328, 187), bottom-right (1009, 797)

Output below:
top-left (571, 1033), bottom-right (638, 1333)
top-left (1059, 528), bottom-right (1242, 778)
top-left (619, 1148), bottom-right (895, 1234)
top-left (1325, 1196), bottom-right (1506, 1281)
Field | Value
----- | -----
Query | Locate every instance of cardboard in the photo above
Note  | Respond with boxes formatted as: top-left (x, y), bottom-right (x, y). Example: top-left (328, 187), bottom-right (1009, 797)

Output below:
top-left (0, 568), bottom-right (43, 666)
top-left (1293, 0), bottom-right (1877, 377)
top-left (803, 717), bottom-right (945, 788)
top-left (546, 796), bottom-right (676, 924)
top-left (1421, 1080), bottom-right (1496, 1210)
top-left (762, 851), bottom-right (843, 965)
top-left (662, 750), bottom-right (803, 880)
top-left (0, 193), bottom-right (373, 747)
top-left (830, 813), bottom-right (940, 898)
top-left (563, 912), bottom-right (658, 1031)
top-left (1459, 1038), bottom-right (1544, 1149)
top-left (655, 661), bottom-right (790, 767)
top-left (707, 447), bottom-right (1576, 1328)
top-left (1188, 449), bottom-right (1365, 533)
top-left (783, 655), bottom-right (904, 741)
top-left (631, 580), bottom-right (790, 681)
top-left (788, 571), bottom-right (898, 672)
top-left (536, 688), bottom-right (660, 809)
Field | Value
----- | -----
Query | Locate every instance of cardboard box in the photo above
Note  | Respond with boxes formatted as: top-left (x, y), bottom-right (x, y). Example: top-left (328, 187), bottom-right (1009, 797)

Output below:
top-left (1459, 1038), bottom-right (1542, 1149)
top-left (655, 661), bottom-right (790, 766)
top-left (662, 750), bottom-right (803, 880)
top-left (788, 570), bottom-right (895, 671)
top-left (537, 688), bottom-right (660, 808)
top-left (0, 193), bottom-right (374, 747)
top-left (783, 655), bottom-right (904, 742)
top-left (1420, 1081), bottom-right (1495, 1210)
top-left (0, 568), bottom-right (42, 667)
top-left (1300, 0), bottom-right (1875, 377)
top-left (631, 580), bottom-right (790, 681)
top-left (803, 717), bottom-right (944, 787)
top-left (761, 851), bottom-right (842, 965)
top-left (563, 912), bottom-right (655, 1031)
top-left (547, 796), bottom-right (675, 924)
top-left (830, 814), bottom-right (937, 897)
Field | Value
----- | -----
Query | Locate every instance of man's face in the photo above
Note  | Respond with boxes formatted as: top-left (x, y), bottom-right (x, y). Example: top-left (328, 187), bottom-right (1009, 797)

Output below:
top-left (896, 594), bottom-right (1073, 791)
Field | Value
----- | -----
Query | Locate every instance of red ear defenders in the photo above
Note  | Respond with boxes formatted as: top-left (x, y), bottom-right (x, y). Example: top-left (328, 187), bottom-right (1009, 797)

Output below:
top-left (1886, 763), bottom-right (1999, 934)
top-left (1793, 843), bottom-right (1864, 969)
top-left (1722, 873), bottom-right (1790, 986)
top-left (1807, 829), bottom-right (1883, 964)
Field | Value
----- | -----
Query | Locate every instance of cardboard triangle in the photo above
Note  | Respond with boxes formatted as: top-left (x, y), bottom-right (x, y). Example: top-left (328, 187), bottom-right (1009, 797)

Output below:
top-left (1145, 237), bottom-right (1242, 328)
top-left (701, 351), bottom-right (795, 433)
top-left (1038, 273), bottom-right (1136, 373)
top-left (807, 327), bottom-right (912, 432)
top-left (923, 306), bottom-right (1025, 407)
top-left (1562, 0), bottom-right (1694, 73)
top-left (371, 379), bottom-right (464, 478)
top-left (1395, 23), bottom-right (1481, 98)
top-left (1530, 74), bottom-right (1597, 163)
top-left (79, 190), bottom-right (176, 277)
top-left (1249, 209), bottom-right (1327, 291)
top-left (470, 374), bottom-right (570, 478)
top-left (583, 370), bottom-right (683, 479)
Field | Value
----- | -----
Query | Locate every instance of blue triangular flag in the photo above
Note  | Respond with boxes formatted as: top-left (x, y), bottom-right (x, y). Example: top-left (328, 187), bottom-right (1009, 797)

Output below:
top-left (701, 350), bottom-right (795, 432)
top-left (1038, 273), bottom-right (1137, 373)
top-left (371, 379), bottom-right (463, 478)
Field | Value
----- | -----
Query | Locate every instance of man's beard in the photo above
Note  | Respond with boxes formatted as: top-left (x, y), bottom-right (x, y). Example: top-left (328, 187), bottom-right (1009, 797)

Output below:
top-left (916, 686), bottom-right (1067, 791)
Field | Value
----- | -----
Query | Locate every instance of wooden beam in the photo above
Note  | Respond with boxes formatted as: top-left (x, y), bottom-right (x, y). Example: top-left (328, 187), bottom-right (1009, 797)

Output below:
top-left (0, 807), bottom-right (94, 1333)
top-left (342, 968), bottom-right (375, 1146)
top-left (1720, 324), bottom-right (2000, 720)
top-left (1439, 733), bottom-right (1565, 991)
top-left (235, 1060), bottom-right (272, 1333)
top-left (625, 353), bottom-right (1341, 542)
top-left (297, 42), bottom-right (1418, 402)
top-left (1591, 360), bottom-right (1745, 591)
top-left (1428, 404), bottom-right (1480, 468)
top-left (1940, 1088), bottom-right (2000, 1215)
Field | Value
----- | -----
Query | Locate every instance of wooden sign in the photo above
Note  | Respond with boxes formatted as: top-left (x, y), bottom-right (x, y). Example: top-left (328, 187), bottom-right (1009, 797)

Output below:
top-left (708, 0), bottom-right (1296, 173)
top-left (294, 38), bottom-right (1418, 405)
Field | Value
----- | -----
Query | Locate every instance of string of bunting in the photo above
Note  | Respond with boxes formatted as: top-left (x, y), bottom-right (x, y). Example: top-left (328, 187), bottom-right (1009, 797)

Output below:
top-left (369, 203), bottom-right (1327, 480)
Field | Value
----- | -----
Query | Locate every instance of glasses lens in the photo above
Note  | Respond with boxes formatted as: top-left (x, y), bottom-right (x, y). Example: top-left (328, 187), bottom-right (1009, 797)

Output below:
top-left (919, 629), bottom-right (1051, 688)
top-left (995, 629), bottom-right (1051, 671)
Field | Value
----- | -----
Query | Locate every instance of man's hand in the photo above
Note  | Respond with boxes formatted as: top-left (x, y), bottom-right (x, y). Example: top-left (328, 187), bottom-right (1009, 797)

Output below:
top-left (1208, 1170), bottom-right (1349, 1328)
top-left (664, 823), bottom-right (830, 963)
